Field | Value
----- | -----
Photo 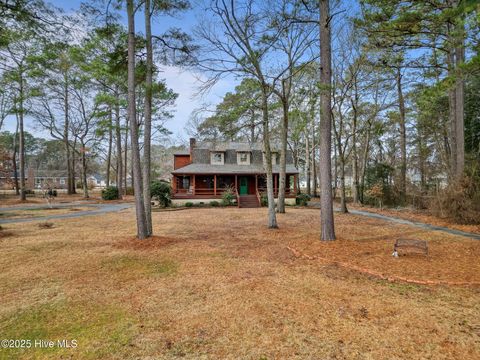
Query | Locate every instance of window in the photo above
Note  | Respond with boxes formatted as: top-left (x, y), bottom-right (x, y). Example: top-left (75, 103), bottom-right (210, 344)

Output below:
top-left (237, 152), bottom-right (250, 165)
top-left (181, 176), bottom-right (190, 189)
top-left (210, 152), bottom-right (224, 165)
top-left (60, 179), bottom-right (65, 185)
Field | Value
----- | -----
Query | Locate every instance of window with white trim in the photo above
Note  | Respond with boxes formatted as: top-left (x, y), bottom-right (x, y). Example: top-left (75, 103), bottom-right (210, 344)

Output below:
top-left (237, 152), bottom-right (250, 165)
top-left (210, 152), bottom-right (224, 165)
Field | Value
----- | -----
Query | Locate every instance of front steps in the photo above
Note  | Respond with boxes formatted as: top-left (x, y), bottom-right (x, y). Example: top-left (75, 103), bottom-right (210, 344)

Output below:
top-left (238, 195), bottom-right (260, 208)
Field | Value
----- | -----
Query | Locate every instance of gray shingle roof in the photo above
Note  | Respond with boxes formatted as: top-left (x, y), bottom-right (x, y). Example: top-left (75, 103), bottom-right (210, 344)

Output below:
top-left (173, 149), bottom-right (190, 155)
top-left (195, 141), bottom-right (280, 152)
top-left (172, 163), bottom-right (299, 175)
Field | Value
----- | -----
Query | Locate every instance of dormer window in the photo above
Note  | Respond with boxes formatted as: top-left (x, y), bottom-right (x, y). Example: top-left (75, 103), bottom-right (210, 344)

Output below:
top-left (210, 152), bottom-right (224, 165)
top-left (237, 152), bottom-right (250, 165)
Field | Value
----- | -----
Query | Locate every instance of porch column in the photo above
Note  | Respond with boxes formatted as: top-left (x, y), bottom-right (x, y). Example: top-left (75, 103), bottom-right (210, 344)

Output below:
top-left (294, 174), bottom-right (297, 194)
top-left (235, 175), bottom-right (237, 192)
top-left (192, 175), bottom-right (195, 195)
top-left (214, 175), bottom-right (217, 196)
top-left (255, 174), bottom-right (258, 193)
top-left (172, 175), bottom-right (177, 194)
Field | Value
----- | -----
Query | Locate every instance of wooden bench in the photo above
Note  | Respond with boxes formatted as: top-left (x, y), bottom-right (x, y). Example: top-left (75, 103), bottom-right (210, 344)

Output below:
top-left (393, 239), bottom-right (428, 257)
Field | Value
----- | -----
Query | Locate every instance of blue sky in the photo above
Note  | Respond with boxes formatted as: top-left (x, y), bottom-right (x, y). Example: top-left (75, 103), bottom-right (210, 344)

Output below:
top-left (3, 0), bottom-right (235, 144)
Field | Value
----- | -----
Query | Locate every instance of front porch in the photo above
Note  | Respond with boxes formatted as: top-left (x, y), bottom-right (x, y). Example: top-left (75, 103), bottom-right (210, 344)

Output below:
top-left (172, 174), bottom-right (298, 199)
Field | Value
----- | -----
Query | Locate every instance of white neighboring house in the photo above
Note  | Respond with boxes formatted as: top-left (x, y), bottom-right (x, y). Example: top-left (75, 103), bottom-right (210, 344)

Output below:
top-left (87, 174), bottom-right (109, 189)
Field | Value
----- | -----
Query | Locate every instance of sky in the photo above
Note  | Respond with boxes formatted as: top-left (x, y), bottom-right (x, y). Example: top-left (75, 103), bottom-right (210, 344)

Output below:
top-left (2, 0), bottom-right (236, 144)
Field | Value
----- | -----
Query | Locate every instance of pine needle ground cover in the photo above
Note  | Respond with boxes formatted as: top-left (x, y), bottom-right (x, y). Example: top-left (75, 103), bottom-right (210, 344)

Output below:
top-left (0, 207), bottom-right (479, 359)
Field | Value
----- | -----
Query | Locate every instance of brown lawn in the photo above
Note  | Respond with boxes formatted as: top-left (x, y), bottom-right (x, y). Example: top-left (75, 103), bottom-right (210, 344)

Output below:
top-left (0, 207), bottom-right (479, 359)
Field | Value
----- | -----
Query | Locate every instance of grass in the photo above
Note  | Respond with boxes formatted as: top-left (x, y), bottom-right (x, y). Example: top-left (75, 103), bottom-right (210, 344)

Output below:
top-left (0, 206), bottom-right (479, 359)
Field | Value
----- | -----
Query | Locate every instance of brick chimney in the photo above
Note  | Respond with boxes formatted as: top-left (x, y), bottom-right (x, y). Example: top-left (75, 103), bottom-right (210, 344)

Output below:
top-left (189, 138), bottom-right (196, 160)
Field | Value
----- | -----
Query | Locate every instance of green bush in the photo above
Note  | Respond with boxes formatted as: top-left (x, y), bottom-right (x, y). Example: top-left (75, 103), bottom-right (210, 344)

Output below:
top-left (125, 187), bottom-right (134, 196)
top-left (185, 202), bottom-right (193, 207)
top-left (101, 186), bottom-right (119, 200)
top-left (296, 193), bottom-right (311, 206)
top-left (210, 200), bottom-right (220, 207)
top-left (150, 180), bottom-right (172, 207)
top-left (47, 189), bottom-right (57, 197)
top-left (260, 194), bottom-right (268, 206)
top-left (221, 185), bottom-right (236, 206)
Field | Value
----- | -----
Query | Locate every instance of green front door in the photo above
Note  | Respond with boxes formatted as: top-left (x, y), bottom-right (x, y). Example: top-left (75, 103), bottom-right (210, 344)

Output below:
top-left (239, 177), bottom-right (248, 195)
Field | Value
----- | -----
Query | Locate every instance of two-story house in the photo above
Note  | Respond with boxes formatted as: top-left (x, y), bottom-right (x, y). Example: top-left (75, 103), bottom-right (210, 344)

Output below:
top-left (171, 138), bottom-right (299, 207)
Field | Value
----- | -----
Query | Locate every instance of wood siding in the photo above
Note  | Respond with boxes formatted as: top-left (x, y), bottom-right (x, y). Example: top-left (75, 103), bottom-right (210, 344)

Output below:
top-left (174, 155), bottom-right (191, 170)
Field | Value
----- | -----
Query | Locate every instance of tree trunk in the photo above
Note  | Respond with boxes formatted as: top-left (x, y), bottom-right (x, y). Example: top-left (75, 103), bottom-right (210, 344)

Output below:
top-left (18, 74), bottom-right (26, 201)
top-left (106, 105), bottom-right (113, 187)
top-left (124, 117), bottom-right (128, 193)
top-left (277, 90), bottom-right (288, 213)
top-left (127, 0), bottom-right (148, 239)
top-left (81, 141), bottom-right (89, 199)
top-left (71, 139), bottom-right (77, 193)
top-left (12, 116), bottom-right (19, 195)
top-left (63, 73), bottom-right (74, 195)
top-left (319, 0), bottom-right (335, 240)
top-left (351, 98), bottom-right (359, 203)
top-left (305, 129), bottom-right (311, 196)
top-left (339, 153), bottom-right (348, 213)
top-left (142, 0), bottom-right (153, 236)
top-left (115, 98), bottom-right (123, 198)
top-left (360, 127), bottom-right (371, 203)
top-left (333, 134), bottom-right (337, 199)
top-left (396, 67), bottom-right (407, 204)
top-left (261, 88), bottom-right (278, 229)
top-left (455, 39), bottom-right (465, 178)
top-left (312, 123), bottom-right (318, 198)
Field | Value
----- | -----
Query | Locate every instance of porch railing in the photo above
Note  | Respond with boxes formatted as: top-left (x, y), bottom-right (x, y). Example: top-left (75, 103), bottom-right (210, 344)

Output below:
top-left (257, 187), bottom-right (295, 197)
top-left (173, 187), bottom-right (235, 196)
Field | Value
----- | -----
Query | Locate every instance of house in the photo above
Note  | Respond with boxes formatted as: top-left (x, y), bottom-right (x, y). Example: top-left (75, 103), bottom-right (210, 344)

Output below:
top-left (87, 174), bottom-right (108, 188)
top-left (171, 138), bottom-right (299, 207)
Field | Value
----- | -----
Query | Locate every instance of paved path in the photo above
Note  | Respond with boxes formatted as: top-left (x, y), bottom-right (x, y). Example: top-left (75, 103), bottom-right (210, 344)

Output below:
top-left (308, 203), bottom-right (480, 241)
top-left (0, 203), bottom-right (132, 224)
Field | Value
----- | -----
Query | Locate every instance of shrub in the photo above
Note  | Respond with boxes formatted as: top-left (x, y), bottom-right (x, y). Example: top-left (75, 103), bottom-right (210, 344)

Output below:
top-left (47, 189), bottom-right (57, 197)
top-left (260, 194), bottom-right (268, 206)
top-left (24, 189), bottom-right (34, 195)
top-left (365, 183), bottom-right (384, 208)
top-left (125, 187), bottom-right (134, 196)
top-left (221, 184), bottom-right (236, 206)
top-left (296, 193), bottom-right (311, 206)
top-left (150, 180), bottom-right (172, 207)
top-left (101, 186), bottom-right (119, 200)
top-left (429, 173), bottom-right (480, 224)
top-left (185, 202), bottom-right (193, 207)
top-left (210, 200), bottom-right (220, 207)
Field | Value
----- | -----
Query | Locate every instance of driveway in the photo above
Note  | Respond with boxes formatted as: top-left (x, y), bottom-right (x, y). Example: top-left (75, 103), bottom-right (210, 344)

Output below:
top-left (0, 202), bottom-right (133, 224)
top-left (308, 203), bottom-right (480, 240)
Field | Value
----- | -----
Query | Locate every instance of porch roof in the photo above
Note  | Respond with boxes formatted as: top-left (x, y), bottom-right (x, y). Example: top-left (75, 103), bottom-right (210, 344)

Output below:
top-left (172, 163), bottom-right (299, 175)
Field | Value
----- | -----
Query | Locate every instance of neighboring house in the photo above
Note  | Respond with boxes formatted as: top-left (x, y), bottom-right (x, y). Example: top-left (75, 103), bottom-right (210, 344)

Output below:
top-left (171, 138), bottom-right (299, 207)
top-left (0, 169), bottom-right (108, 191)
top-left (32, 170), bottom-right (70, 189)
top-left (87, 174), bottom-right (108, 188)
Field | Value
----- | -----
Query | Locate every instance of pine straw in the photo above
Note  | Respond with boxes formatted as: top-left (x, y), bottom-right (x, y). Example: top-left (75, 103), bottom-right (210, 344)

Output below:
top-left (348, 202), bottom-right (480, 235)
top-left (0, 207), bottom-right (479, 359)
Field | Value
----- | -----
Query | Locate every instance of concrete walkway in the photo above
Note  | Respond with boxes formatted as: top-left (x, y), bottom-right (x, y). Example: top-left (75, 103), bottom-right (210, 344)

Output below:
top-left (308, 203), bottom-right (480, 241)
top-left (0, 203), bottom-right (132, 224)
